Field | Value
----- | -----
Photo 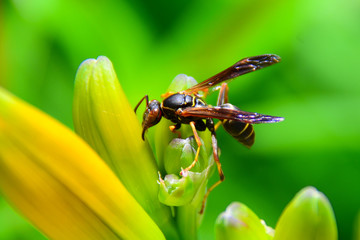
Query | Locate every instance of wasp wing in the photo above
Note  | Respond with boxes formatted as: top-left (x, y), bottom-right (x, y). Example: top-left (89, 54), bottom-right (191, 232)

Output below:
top-left (184, 54), bottom-right (281, 94)
top-left (179, 105), bottom-right (284, 124)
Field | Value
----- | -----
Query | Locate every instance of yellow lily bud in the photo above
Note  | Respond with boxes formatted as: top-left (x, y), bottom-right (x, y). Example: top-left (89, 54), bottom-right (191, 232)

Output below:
top-left (0, 87), bottom-right (165, 240)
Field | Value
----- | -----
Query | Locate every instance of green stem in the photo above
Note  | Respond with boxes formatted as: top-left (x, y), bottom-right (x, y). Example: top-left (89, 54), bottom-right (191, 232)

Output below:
top-left (176, 170), bottom-right (210, 240)
top-left (177, 204), bottom-right (199, 240)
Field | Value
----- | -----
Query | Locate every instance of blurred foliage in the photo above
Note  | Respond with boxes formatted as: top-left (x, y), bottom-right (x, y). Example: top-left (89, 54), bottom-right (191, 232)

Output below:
top-left (1, 0), bottom-right (359, 239)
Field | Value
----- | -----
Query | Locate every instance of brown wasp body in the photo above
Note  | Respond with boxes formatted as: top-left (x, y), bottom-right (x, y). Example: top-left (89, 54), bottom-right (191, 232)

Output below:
top-left (134, 54), bottom-right (284, 213)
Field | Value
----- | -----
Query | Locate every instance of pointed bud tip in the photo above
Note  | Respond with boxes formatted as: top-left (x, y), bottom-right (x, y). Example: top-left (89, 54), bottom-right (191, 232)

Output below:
top-left (79, 58), bottom-right (97, 66)
top-left (167, 74), bottom-right (198, 92)
top-left (77, 56), bottom-right (111, 72)
top-left (292, 186), bottom-right (332, 210)
top-left (215, 202), bottom-right (270, 240)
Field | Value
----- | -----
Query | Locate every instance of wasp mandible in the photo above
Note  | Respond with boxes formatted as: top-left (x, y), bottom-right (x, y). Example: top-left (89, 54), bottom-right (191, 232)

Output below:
top-left (134, 54), bottom-right (284, 213)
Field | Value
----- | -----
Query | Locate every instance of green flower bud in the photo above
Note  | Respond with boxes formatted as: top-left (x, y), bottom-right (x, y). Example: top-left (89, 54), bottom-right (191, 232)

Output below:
top-left (154, 74), bottom-right (215, 240)
top-left (215, 202), bottom-right (271, 240)
top-left (73, 56), bottom-right (178, 239)
top-left (167, 74), bottom-right (199, 93)
top-left (164, 137), bottom-right (208, 175)
top-left (154, 74), bottom-right (215, 210)
top-left (274, 186), bottom-right (338, 240)
top-left (158, 137), bottom-right (215, 207)
top-left (261, 220), bottom-right (275, 238)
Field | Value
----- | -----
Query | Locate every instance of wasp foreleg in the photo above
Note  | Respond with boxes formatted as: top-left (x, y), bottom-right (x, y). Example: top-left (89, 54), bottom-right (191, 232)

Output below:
top-left (169, 123), bottom-right (182, 138)
top-left (199, 132), bottom-right (224, 214)
top-left (181, 121), bottom-right (202, 174)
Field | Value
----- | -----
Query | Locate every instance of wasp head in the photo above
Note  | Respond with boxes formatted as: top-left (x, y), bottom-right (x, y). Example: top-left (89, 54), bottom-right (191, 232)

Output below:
top-left (141, 100), bottom-right (162, 140)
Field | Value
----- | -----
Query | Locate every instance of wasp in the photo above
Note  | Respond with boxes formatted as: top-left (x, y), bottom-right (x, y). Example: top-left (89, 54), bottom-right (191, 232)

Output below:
top-left (134, 54), bottom-right (284, 213)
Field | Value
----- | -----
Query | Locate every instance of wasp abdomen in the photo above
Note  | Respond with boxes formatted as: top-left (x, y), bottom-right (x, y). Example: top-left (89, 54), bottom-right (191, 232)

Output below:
top-left (219, 103), bottom-right (255, 148)
top-left (222, 120), bottom-right (255, 148)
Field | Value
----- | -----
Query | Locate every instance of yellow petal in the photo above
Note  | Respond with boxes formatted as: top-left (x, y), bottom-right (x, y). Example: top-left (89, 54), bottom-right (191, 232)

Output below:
top-left (73, 56), bottom-right (178, 239)
top-left (0, 87), bottom-right (165, 240)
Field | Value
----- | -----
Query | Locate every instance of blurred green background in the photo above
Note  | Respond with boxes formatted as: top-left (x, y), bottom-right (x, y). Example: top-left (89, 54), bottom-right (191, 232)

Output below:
top-left (1, 0), bottom-right (359, 239)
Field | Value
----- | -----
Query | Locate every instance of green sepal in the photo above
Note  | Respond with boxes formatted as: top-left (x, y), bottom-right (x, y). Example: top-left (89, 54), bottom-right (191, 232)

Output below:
top-left (158, 173), bottom-right (195, 206)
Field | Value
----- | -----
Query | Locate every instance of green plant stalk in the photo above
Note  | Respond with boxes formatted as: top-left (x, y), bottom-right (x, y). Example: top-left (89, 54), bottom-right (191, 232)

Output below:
top-left (176, 166), bottom-right (211, 240)
top-left (177, 204), bottom-right (199, 240)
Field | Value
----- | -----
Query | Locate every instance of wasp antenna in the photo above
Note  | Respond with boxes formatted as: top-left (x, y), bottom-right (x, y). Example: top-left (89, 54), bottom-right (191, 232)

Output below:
top-left (134, 95), bottom-right (149, 113)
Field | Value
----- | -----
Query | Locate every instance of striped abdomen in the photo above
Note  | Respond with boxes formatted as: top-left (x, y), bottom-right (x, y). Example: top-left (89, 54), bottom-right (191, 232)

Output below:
top-left (220, 104), bottom-right (255, 148)
top-left (222, 120), bottom-right (254, 148)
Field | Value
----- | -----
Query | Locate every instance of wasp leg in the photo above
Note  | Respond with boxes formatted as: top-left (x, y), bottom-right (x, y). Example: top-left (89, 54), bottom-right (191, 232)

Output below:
top-left (199, 132), bottom-right (224, 214)
top-left (214, 121), bottom-right (222, 131)
top-left (134, 95), bottom-right (149, 113)
top-left (217, 83), bottom-right (229, 105)
top-left (169, 123), bottom-right (182, 138)
top-left (212, 83), bottom-right (230, 132)
top-left (182, 121), bottom-right (202, 174)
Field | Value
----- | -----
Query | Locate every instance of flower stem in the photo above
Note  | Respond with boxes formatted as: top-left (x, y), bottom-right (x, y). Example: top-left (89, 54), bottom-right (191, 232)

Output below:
top-left (177, 204), bottom-right (199, 240)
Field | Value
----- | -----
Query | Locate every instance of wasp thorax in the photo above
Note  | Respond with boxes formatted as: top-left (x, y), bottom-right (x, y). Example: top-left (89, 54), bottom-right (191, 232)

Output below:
top-left (141, 100), bottom-right (162, 139)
